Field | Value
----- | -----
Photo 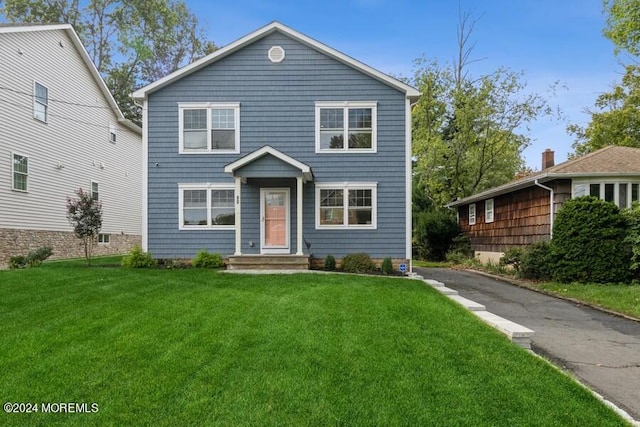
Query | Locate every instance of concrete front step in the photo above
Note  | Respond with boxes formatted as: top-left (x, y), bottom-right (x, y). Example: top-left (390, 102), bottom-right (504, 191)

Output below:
top-left (227, 255), bottom-right (310, 270)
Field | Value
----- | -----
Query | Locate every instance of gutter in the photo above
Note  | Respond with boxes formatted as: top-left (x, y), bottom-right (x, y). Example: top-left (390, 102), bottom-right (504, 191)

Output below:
top-left (534, 179), bottom-right (554, 239)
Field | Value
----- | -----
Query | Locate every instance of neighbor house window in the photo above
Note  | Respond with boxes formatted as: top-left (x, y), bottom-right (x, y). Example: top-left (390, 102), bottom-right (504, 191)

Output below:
top-left (98, 234), bottom-right (110, 244)
top-left (34, 82), bottom-right (48, 122)
top-left (315, 102), bottom-right (377, 153)
top-left (12, 153), bottom-right (28, 191)
top-left (316, 183), bottom-right (377, 229)
top-left (109, 123), bottom-right (117, 143)
top-left (179, 103), bottom-right (240, 153)
top-left (179, 184), bottom-right (235, 229)
top-left (573, 180), bottom-right (640, 208)
top-left (485, 199), bottom-right (494, 223)
top-left (468, 203), bottom-right (476, 225)
top-left (91, 181), bottom-right (99, 201)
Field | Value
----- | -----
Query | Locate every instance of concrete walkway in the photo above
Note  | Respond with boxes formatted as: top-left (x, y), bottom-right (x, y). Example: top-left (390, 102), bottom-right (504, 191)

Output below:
top-left (415, 267), bottom-right (640, 422)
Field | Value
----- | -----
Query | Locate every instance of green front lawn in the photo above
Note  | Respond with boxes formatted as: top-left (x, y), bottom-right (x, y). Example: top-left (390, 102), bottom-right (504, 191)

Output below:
top-left (0, 260), bottom-right (628, 426)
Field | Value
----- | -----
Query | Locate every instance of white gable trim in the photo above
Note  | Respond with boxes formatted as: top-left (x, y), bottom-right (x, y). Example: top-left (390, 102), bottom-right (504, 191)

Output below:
top-left (132, 21), bottom-right (420, 102)
top-left (0, 24), bottom-right (141, 135)
top-left (224, 145), bottom-right (313, 182)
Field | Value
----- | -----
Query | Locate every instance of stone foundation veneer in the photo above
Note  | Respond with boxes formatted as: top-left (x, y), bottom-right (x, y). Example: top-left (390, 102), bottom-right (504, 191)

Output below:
top-left (0, 228), bottom-right (141, 268)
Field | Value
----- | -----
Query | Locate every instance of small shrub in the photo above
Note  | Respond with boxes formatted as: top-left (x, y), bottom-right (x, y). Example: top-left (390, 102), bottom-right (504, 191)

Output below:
top-left (121, 245), bottom-right (156, 268)
top-left (519, 241), bottom-right (552, 280)
top-left (324, 254), bottom-right (336, 271)
top-left (500, 247), bottom-right (524, 271)
top-left (8, 246), bottom-right (53, 269)
top-left (381, 257), bottom-right (394, 275)
top-left (8, 255), bottom-right (26, 270)
top-left (192, 249), bottom-right (224, 269)
top-left (341, 253), bottom-right (377, 274)
top-left (445, 250), bottom-right (471, 265)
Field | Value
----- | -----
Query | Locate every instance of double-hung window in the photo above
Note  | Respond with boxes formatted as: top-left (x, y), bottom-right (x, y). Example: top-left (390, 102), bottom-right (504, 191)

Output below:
top-left (485, 199), bottom-right (494, 223)
top-left (468, 204), bottom-right (476, 226)
top-left (316, 102), bottom-right (377, 152)
top-left (91, 181), bottom-right (100, 201)
top-left (316, 183), bottom-right (376, 229)
top-left (34, 82), bottom-right (48, 122)
top-left (109, 123), bottom-right (117, 143)
top-left (179, 103), bottom-right (240, 153)
top-left (179, 184), bottom-right (236, 229)
top-left (12, 153), bottom-right (28, 192)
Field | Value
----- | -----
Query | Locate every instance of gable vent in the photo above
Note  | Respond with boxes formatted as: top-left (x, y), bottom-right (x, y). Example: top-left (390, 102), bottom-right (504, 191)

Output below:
top-left (268, 46), bottom-right (285, 63)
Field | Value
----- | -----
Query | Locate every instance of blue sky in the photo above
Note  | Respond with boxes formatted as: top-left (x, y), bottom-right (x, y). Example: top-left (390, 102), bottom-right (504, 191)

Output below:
top-left (190, 0), bottom-right (622, 169)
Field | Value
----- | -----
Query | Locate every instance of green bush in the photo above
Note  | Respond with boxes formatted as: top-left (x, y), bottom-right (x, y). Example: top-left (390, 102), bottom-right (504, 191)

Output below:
top-left (519, 241), bottom-right (552, 280)
top-left (121, 245), bottom-right (156, 268)
top-left (414, 208), bottom-right (461, 261)
top-left (623, 202), bottom-right (640, 281)
top-left (550, 196), bottom-right (631, 283)
top-left (8, 255), bottom-right (26, 270)
top-left (324, 254), bottom-right (336, 271)
top-left (500, 247), bottom-right (524, 271)
top-left (381, 257), bottom-right (394, 275)
top-left (341, 253), bottom-right (377, 274)
top-left (192, 249), bottom-right (224, 269)
top-left (8, 246), bottom-right (53, 269)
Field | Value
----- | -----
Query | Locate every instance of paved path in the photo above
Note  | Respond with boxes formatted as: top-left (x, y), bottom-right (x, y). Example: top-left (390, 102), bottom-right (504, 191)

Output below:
top-left (415, 267), bottom-right (640, 421)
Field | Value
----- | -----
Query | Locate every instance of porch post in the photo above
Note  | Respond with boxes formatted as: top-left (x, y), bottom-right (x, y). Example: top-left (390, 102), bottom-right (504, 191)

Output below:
top-left (234, 176), bottom-right (242, 256)
top-left (296, 175), bottom-right (303, 256)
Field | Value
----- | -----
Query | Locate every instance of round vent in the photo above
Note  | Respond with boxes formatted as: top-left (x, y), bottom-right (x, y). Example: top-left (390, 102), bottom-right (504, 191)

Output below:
top-left (268, 46), bottom-right (285, 63)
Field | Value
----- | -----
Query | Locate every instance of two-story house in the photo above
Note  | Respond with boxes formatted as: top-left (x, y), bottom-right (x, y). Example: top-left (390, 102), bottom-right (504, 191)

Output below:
top-left (132, 22), bottom-right (419, 269)
top-left (0, 24), bottom-right (142, 266)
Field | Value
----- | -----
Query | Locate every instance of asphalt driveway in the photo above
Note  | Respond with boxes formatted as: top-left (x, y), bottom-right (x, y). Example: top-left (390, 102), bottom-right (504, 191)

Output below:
top-left (415, 267), bottom-right (640, 421)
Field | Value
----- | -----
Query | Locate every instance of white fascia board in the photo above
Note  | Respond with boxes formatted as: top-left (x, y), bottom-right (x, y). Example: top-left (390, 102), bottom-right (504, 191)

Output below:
top-left (224, 145), bottom-right (313, 181)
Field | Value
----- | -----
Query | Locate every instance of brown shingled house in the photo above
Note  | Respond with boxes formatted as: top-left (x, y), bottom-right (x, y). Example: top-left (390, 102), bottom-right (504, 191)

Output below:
top-left (447, 146), bottom-right (640, 263)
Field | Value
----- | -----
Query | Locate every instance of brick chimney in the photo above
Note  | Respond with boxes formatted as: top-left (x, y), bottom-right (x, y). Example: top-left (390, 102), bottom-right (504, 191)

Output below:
top-left (542, 149), bottom-right (555, 170)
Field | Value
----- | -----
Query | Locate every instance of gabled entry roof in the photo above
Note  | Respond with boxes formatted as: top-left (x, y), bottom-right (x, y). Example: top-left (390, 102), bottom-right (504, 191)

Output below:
top-left (224, 145), bottom-right (313, 182)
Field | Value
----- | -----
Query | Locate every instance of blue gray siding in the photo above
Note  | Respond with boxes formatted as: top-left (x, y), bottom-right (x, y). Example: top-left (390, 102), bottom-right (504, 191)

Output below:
top-left (147, 30), bottom-right (407, 259)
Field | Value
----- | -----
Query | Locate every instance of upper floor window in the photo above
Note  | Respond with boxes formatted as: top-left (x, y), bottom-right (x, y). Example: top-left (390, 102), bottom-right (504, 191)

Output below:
top-left (12, 153), bottom-right (28, 192)
top-left (109, 123), bottom-right (117, 143)
top-left (178, 103), bottom-right (240, 154)
top-left (573, 180), bottom-right (640, 209)
top-left (91, 181), bottom-right (99, 201)
top-left (34, 82), bottom-right (48, 122)
top-left (468, 203), bottom-right (476, 225)
top-left (315, 101), bottom-right (377, 153)
top-left (485, 199), bottom-right (494, 223)
top-left (316, 183), bottom-right (377, 229)
top-left (179, 184), bottom-right (236, 230)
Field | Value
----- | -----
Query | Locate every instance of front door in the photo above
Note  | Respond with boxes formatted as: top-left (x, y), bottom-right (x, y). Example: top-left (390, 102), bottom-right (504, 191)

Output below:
top-left (261, 188), bottom-right (290, 254)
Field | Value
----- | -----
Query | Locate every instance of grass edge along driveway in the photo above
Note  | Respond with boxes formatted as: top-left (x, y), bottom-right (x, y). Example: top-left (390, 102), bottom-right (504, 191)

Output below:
top-left (0, 261), bottom-right (629, 426)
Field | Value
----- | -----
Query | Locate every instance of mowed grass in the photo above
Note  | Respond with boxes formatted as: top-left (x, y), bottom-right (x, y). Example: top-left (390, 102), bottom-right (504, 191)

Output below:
top-left (0, 260), bottom-right (628, 426)
top-left (534, 282), bottom-right (640, 319)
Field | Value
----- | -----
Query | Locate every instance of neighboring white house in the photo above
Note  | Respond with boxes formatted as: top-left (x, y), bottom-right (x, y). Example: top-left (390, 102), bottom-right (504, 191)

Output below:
top-left (0, 24), bottom-right (142, 266)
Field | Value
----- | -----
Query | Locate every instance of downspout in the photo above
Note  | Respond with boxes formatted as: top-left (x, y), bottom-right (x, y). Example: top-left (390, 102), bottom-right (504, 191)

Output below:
top-left (534, 180), bottom-right (554, 239)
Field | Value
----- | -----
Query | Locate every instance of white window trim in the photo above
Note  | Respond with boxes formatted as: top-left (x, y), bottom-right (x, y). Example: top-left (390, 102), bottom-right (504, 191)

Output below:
top-left (572, 179), bottom-right (640, 209)
top-left (98, 233), bottom-right (110, 245)
top-left (11, 152), bottom-right (29, 192)
top-left (178, 183), bottom-right (236, 230)
top-left (33, 81), bottom-right (48, 123)
top-left (178, 102), bottom-right (240, 154)
top-left (91, 181), bottom-right (99, 201)
top-left (315, 101), bottom-right (377, 153)
top-left (315, 182), bottom-right (377, 229)
top-left (469, 203), bottom-right (476, 226)
top-left (109, 123), bottom-right (117, 143)
top-left (485, 199), bottom-right (494, 223)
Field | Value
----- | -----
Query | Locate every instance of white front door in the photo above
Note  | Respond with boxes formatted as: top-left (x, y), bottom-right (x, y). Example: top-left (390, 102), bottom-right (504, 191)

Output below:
top-left (261, 188), bottom-right (290, 254)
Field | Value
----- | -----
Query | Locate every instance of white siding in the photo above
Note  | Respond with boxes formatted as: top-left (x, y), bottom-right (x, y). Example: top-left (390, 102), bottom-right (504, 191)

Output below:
top-left (0, 28), bottom-right (142, 235)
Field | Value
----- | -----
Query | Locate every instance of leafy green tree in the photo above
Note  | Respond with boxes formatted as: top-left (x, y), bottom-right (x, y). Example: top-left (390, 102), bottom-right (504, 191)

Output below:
top-left (412, 12), bottom-right (554, 206)
top-left (568, 1), bottom-right (640, 155)
top-left (0, 0), bottom-right (215, 125)
top-left (66, 188), bottom-right (103, 265)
